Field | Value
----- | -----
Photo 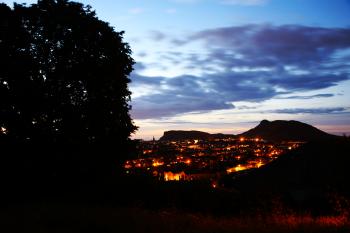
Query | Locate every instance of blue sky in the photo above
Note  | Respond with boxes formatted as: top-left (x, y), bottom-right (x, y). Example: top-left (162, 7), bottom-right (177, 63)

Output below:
top-left (3, 0), bottom-right (350, 139)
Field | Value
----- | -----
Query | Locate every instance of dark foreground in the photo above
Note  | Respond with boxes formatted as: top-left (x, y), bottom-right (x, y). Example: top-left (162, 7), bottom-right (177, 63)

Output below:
top-left (1, 139), bottom-right (350, 232)
top-left (1, 203), bottom-right (349, 233)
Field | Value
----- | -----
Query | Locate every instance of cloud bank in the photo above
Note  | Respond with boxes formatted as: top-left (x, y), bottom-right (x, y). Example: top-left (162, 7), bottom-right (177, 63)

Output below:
top-left (131, 24), bottom-right (350, 119)
top-left (272, 107), bottom-right (347, 114)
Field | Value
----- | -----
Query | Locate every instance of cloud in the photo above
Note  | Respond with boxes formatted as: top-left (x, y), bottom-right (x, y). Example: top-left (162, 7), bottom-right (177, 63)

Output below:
top-left (268, 73), bottom-right (348, 91)
top-left (179, 24), bottom-right (350, 89)
top-left (149, 30), bottom-right (166, 41)
top-left (136, 52), bottom-right (148, 58)
top-left (133, 62), bottom-right (147, 72)
top-left (188, 24), bottom-right (350, 66)
top-left (277, 94), bottom-right (334, 100)
top-left (130, 67), bottom-right (346, 119)
top-left (131, 24), bottom-right (350, 119)
top-left (272, 107), bottom-right (347, 114)
top-left (130, 71), bottom-right (278, 119)
top-left (130, 73), bottom-right (233, 119)
top-left (236, 105), bottom-right (260, 110)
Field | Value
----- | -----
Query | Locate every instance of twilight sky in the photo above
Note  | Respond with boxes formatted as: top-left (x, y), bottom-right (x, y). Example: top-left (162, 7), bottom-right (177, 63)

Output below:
top-left (3, 0), bottom-right (350, 139)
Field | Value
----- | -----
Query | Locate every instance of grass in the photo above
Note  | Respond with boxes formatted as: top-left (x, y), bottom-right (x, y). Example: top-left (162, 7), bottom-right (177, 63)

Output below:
top-left (1, 203), bottom-right (349, 233)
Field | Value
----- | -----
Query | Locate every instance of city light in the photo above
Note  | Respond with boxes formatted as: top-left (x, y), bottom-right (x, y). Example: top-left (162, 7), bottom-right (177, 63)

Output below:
top-left (124, 137), bottom-right (303, 183)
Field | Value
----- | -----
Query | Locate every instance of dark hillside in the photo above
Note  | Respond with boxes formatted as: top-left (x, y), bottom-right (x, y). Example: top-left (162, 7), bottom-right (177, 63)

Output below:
top-left (228, 138), bottom-right (350, 196)
top-left (160, 130), bottom-right (211, 141)
top-left (240, 120), bottom-right (339, 142)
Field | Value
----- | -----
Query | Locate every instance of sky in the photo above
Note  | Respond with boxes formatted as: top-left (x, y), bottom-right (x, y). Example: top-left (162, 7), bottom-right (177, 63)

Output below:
top-left (3, 0), bottom-right (350, 139)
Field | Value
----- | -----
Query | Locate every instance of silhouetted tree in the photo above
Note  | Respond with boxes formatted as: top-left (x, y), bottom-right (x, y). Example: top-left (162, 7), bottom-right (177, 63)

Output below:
top-left (0, 0), bottom-right (136, 188)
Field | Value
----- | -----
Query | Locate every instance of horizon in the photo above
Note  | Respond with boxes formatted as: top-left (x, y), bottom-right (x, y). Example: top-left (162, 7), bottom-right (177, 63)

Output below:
top-left (3, 0), bottom-right (350, 140)
top-left (134, 119), bottom-right (349, 140)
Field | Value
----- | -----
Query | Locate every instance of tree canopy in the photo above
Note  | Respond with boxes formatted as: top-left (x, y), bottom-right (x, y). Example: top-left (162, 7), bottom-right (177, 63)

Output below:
top-left (0, 0), bottom-right (137, 186)
top-left (1, 0), bottom-right (136, 145)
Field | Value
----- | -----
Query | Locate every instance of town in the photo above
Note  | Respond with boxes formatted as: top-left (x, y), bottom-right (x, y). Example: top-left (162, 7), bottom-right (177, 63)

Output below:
top-left (124, 137), bottom-right (304, 183)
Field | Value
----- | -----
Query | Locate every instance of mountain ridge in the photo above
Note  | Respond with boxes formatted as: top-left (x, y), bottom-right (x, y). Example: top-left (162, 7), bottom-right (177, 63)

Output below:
top-left (159, 130), bottom-right (234, 141)
top-left (239, 119), bottom-right (338, 142)
top-left (159, 120), bottom-right (339, 141)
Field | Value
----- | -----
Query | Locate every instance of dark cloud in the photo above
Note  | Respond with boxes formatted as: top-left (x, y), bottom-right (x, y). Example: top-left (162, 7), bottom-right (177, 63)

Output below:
top-left (268, 73), bottom-right (348, 91)
top-left (170, 38), bottom-right (188, 46)
top-left (136, 51), bottom-right (148, 58)
top-left (159, 53), bottom-right (183, 65)
top-left (130, 71), bottom-right (277, 119)
top-left (189, 24), bottom-right (350, 65)
top-left (236, 105), bottom-right (260, 110)
top-left (149, 30), bottom-right (167, 41)
top-left (272, 107), bottom-right (347, 114)
top-left (131, 73), bottom-right (163, 85)
top-left (277, 94), bottom-right (334, 99)
top-left (131, 25), bottom-right (350, 119)
top-left (185, 25), bottom-right (350, 81)
top-left (133, 62), bottom-right (147, 72)
top-left (130, 67), bottom-right (348, 119)
top-left (140, 120), bottom-right (248, 125)
top-left (131, 95), bottom-right (233, 119)
top-left (130, 73), bottom-right (235, 119)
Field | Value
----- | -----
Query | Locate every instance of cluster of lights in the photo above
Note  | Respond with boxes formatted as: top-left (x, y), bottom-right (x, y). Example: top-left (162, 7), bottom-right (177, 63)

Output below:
top-left (1, 127), bottom-right (8, 135)
top-left (124, 137), bottom-right (303, 184)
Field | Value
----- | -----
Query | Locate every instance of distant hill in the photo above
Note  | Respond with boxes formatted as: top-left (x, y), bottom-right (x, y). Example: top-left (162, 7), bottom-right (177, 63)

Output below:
top-left (159, 120), bottom-right (338, 142)
top-left (159, 130), bottom-right (234, 141)
top-left (239, 120), bottom-right (338, 142)
top-left (159, 130), bottom-right (211, 141)
top-left (211, 133), bottom-right (236, 139)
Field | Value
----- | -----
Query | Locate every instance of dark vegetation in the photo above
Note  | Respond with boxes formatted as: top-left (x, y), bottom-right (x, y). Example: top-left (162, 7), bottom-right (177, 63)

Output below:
top-left (0, 0), bottom-right (136, 193)
top-left (1, 203), bottom-right (349, 233)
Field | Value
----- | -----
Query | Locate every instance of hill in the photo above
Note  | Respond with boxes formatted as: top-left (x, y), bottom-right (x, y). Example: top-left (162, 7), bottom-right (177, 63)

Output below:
top-left (159, 120), bottom-right (338, 142)
top-left (223, 138), bottom-right (350, 213)
top-left (240, 120), bottom-right (338, 142)
top-left (159, 130), bottom-right (211, 141)
top-left (159, 130), bottom-right (234, 141)
top-left (232, 138), bottom-right (350, 190)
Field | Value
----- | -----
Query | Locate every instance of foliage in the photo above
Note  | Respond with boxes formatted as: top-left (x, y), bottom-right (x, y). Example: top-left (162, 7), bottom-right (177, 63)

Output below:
top-left (0, 0), bottom-right (136, 145)
top-left (0, 0), bottom-right (136, 185)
